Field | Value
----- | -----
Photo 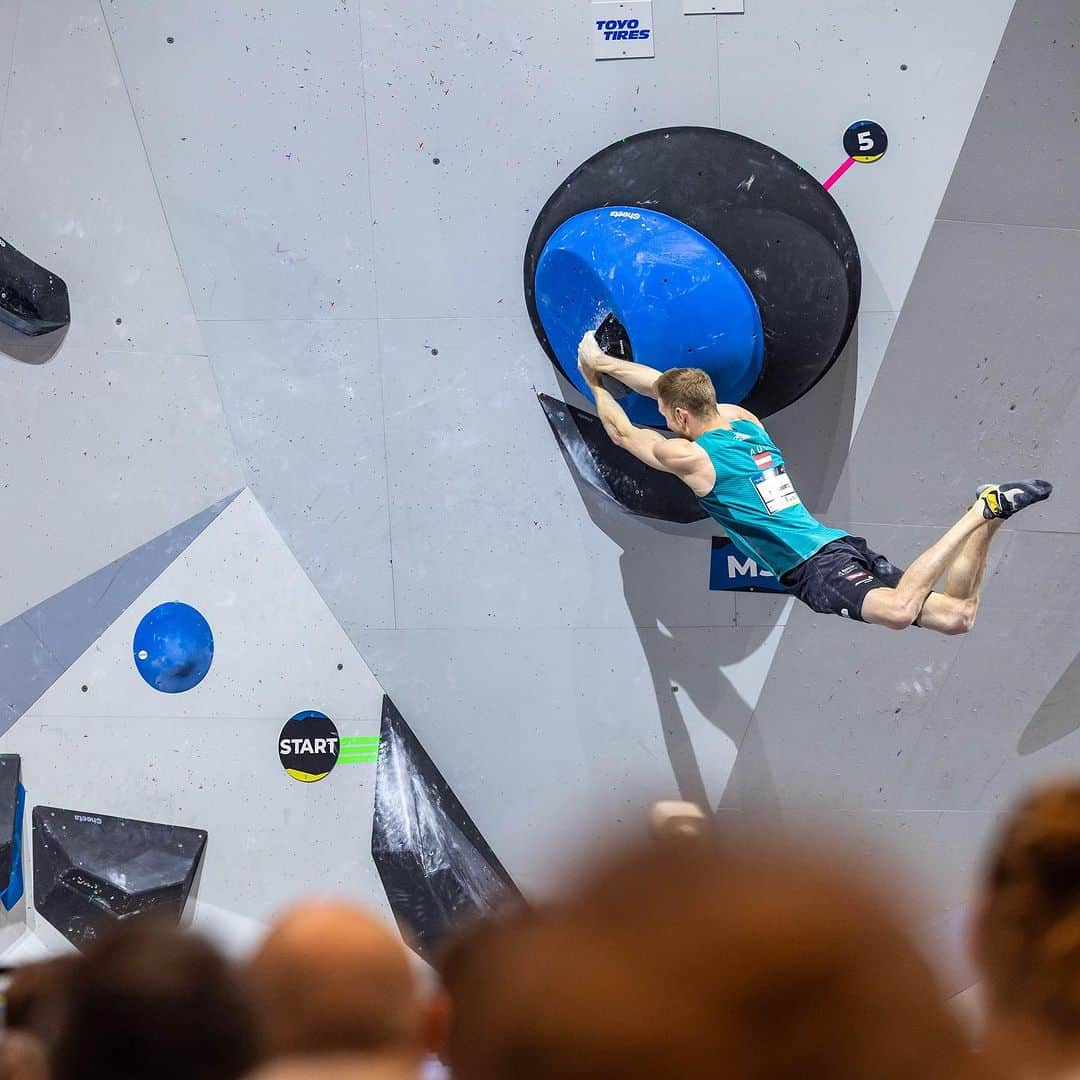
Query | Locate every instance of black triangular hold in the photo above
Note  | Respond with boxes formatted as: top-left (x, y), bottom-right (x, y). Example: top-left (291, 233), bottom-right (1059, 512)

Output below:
top-left (371, 695), bottom-right (521, 960)
top-left (32, 806), bottom-right (207, 950)
top-left (0, 235), bottom-right (70, 336)
top-left (538, 392), bottom-right (706, 524)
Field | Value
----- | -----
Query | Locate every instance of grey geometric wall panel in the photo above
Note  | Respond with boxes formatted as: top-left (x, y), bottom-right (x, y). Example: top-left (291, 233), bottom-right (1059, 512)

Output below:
top-left (0, 492), bottom-right (239, 735)
top-left (199, 320), bottom-right (395, 636)
top-left (939, 0), bottom-right (1080, 229)
top-left (827, 221), bottom-right (1079, 532)
top-left (372, 695), bottom-right (522, 960)
top-left (730, 0), bottom-right (1080, 825)
top-left (894, 531), bottom-right (1080, 811)
top-left (538, 393), bottom-right (706, 524)
top-left (32, 805), bottom-right (207, 951)
top-left (100, 3), bottom-right (377, 322)
top-left (1020, 649), bottom-right (1080, 756)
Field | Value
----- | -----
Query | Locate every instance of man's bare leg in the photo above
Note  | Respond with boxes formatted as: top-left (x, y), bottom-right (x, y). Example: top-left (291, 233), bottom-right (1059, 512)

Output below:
top-left (861, 505), bottom-right (990, 629)
top-left (943, 517), bottom-right (1003, 600)
top-left (915, 518), bottom-right (1003, 635)
top-left (862, 479), bottom-right (1051, 633)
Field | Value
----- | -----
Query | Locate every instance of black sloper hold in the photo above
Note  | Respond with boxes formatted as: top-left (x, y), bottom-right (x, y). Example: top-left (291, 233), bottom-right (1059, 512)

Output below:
top-left (0, 235), bottom-right (70, 336)
top-left (539, 392), bottom-right (707, 524)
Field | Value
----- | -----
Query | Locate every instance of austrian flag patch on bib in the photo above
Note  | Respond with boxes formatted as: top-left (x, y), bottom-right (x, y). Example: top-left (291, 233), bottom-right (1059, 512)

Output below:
top-left (752, 464), bottom-right (801, 513)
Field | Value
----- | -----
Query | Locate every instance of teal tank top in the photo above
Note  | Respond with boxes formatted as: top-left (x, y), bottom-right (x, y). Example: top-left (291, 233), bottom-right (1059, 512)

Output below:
top-left (695, 421), bottom-right (846, 578)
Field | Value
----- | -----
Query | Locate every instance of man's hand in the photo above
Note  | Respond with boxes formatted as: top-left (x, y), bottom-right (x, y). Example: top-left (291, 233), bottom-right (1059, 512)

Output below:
top-left (577, 331), bottom-right (614, 385)
top-left (578, 330), bottom-right (665, 400)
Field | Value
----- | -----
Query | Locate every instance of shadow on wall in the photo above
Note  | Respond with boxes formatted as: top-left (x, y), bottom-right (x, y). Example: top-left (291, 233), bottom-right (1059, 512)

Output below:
top-left (1019, 649), bottom-right (1080, 755)
top-left (550, 326), bottom-right (860, 808)
top-left (764, 319), bottom-right (859, 516)
top-left (580, 487), bottom-right (761, 810)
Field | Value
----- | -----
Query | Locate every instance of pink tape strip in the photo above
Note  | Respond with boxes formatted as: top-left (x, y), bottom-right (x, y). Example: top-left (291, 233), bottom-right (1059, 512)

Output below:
top-left (823, 156), bottom-right (855, 191)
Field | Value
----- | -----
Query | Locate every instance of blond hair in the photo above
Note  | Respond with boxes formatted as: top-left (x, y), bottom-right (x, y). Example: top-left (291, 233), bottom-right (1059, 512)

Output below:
top-left (655, 368), bottom-right (718, 418)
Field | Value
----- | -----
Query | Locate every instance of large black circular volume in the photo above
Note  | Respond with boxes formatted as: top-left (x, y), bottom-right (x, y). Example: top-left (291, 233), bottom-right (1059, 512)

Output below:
top-left (524, 127), bottom-right (861, 418)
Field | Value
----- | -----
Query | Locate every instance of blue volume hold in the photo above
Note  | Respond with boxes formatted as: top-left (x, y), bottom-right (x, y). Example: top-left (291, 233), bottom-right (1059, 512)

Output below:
top-left (133, 602), bottom-right (214, 694)
top-left (534, 207), bottom-right (764, 427)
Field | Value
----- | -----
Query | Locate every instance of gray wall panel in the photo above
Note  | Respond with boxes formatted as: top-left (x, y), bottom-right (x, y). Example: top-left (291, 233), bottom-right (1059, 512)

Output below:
top-left (202, 320), bottom-right (395, 634)
top-left (0, 494), bottom-right (236, 734)
top-left (829, 220), bottom-right (1079, 531)
top-left (0, 2), bottom-right (17, 146)
top-left (358, 0), bottom-right (722, 320)
top-left (739, 1), bottom-right (1080, 938)
top-left (0, 346), bottom-right (242, 625)
top-left (103, 2), bottom-right (378, 321)
top-left (378, 314), bottom-right (736, 630)
top-left (939, 0), bottom-right (1080, 229)
top-left (0, 0), bottom-right (203, 355)
top-left (896, 531), bottom-right (1080, 812)
top-left (708, 0), bottom-right (1015, 315)
top-left (725, 524), bottom-right (1018, 811)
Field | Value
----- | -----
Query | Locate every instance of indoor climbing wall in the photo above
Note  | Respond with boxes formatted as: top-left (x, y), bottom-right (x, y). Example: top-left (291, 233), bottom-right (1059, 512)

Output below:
top-left (723, 0), bottom-right (1080, 990)
top-left (2, 0), bottom-right (1072, 979)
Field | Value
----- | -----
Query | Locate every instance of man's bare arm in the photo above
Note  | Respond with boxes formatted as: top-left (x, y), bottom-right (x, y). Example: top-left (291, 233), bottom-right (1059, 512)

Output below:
top-left (578, 332), bottom-right (663, 399)
top-left (591, 385), bottom-right (705, 478)
top-left (594, 356), bottom-right (664, 399)
top-left (591, 382), bottom-right (665, 457)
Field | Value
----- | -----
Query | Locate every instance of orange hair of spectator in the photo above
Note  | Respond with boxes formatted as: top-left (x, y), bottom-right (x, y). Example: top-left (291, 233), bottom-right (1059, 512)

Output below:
top-left (451, 836), bottom-right (985, 1080)
top-left (0, 1032), bottom-right (49, 1080)
top-left (976, 778), bottom-right (1080, 1034)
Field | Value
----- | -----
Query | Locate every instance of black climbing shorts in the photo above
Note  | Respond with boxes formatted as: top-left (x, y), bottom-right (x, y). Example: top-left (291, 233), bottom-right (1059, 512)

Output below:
top-left (780, 535), bottom-right (905, 622)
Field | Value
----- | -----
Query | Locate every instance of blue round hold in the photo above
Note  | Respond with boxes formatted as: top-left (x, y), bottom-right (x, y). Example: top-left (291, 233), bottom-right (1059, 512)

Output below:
top-left (534, 207), bottom-right (764, 427)
top-left (133, 602), bottom-right (214, 694)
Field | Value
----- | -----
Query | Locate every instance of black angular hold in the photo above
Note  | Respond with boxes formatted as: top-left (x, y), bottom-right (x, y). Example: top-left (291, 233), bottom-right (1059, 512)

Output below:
top-left (372, 695), bottom-right (522, 960)
top-left (0, 235), bottom-right (70, 337)
top-left (538, 392), bottom-right (707, 524)
top-left (594, 312), bottom-right (633, 399)
top-left (32, 806), bottom-right (206, 950)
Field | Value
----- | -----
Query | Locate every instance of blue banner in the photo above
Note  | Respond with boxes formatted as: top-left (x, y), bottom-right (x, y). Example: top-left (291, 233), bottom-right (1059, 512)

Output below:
top-left (709, 538), bottom-right (789, 593)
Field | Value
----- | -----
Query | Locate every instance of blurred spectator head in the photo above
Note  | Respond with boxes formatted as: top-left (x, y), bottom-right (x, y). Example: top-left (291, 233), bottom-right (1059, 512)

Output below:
top-left (0, 1032), bottom-right (49, 1080)
top-left (245, 901), bottom-right (433, 1065)
top-left (976, 778), bottom-right (1080, 1054)
top-left (51, 918), bottom-right (257, 1080)
top-left (4, 955), bottom-right (79, 1051)
top-left (450, 831), bottom-right (981, 1080)
top-left (436, 906), bottom-right (535, 1074)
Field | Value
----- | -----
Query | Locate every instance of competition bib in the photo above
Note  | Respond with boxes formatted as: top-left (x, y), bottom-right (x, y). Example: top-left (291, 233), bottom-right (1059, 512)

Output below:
top-left (752, 464), bottom-right (801, 513)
